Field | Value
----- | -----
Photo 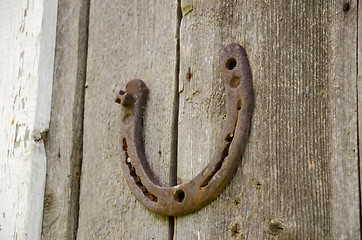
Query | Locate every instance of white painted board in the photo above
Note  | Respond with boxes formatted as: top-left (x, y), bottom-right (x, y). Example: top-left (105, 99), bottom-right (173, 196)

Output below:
top-left (0, 0), bottom-right (57, 239)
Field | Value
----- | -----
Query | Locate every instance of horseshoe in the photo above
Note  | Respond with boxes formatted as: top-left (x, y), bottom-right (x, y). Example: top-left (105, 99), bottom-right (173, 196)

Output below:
top-left (115, 43), bottom-right (253, 216)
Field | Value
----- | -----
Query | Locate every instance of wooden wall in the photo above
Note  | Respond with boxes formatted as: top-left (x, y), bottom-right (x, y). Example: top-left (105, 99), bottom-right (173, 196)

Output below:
top-left (0, 0), bottom-right (57, 239)
top-left (41, 0), bottom-right (89, 239)
top-left (42, 0), bottom-right (360, 239)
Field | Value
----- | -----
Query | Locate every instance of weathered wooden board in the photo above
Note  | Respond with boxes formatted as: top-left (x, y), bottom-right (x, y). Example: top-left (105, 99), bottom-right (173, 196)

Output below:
top-left (77, 1), bottom-right (179, 239)
top-left (0, 0), bottom-right (57, 239)
top-left (41, 0), bottom-right (89, 239)
top-left (358, 0), bottom-right (362, 226)
top-left (176, 0), bottom-right (359, 239)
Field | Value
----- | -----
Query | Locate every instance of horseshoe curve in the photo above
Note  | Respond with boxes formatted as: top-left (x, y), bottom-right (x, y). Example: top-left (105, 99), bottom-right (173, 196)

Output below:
top-left (115, 43), bottom-right (254, 216)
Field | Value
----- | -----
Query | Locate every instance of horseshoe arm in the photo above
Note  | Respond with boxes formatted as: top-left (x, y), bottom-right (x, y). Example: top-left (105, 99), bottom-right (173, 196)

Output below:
top-left (115, 43), bottom-right (254, 216)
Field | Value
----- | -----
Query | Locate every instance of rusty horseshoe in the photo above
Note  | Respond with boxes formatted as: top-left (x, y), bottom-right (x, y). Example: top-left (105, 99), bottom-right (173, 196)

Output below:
top-left (115, 43), bottom-right (254, 216)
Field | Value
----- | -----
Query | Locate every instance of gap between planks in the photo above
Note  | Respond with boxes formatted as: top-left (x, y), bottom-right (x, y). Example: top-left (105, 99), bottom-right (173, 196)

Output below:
top-left (169, 0), bottom-right (183, 239)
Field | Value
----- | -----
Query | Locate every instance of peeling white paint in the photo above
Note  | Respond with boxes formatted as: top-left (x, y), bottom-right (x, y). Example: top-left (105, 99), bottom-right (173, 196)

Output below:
top-left (0, 0), bottom-right (57, 239)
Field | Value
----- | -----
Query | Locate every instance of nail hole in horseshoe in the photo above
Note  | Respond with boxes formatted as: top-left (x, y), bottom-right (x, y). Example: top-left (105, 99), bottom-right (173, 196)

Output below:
top-left (174, 190), bottom-right (185, 203)
top-left (225, 58), bottom-right (237, 70)
top-left (225, 133), bottom-right (234, 142)
top-left (230, 77), bottom-right (241, 88)
top-left (122, 138), bottom-right (158, 202)
top-left (237, 100), bottom-right (242, 110)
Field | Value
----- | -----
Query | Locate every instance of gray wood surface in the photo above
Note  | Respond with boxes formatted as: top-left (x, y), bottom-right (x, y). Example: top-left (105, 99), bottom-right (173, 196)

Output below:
top-left (76, 1), bottom-right (179, 239)
top-left (358, 0), bottom-right (362, 228)
top-left (176, 0), bottom-right (359, 239)
top-left (46, 0), bottom-right (360, 239)
top-left (42, 0), bottom-right (89, 239)
top-left (328, 1), bottom-right (359, 237)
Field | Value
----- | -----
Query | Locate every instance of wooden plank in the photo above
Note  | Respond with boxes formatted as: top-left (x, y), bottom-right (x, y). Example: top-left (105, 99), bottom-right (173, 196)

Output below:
top-left (329, 1), bottom-right (359, 237)
top-left (76, 1), bottom-right (179, 239)
top-left (358, 0), bottom-right (362, 230)
top-left (41, 0), bottom-right (89, 239)
top-left (0, 0), bottom-right (57, 239)
top-left (176, 0), bottom-right (359, 239)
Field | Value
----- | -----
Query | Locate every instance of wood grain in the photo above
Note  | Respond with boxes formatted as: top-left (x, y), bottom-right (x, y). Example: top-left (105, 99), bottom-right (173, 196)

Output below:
top-left (41, 0), bottom-right (89, 239)
top-left (0, 0), bottom-right (57, 239)
top-left (76, 1), bottom-right (179, 239)
top-left (176, 0), bottom-right (359, 239)
top-left (358, 0), bottom-right (362, 231)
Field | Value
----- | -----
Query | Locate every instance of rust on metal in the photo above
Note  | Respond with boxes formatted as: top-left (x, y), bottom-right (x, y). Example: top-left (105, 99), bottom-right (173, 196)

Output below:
top-left (115, 43), bottom-right (254, 216)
